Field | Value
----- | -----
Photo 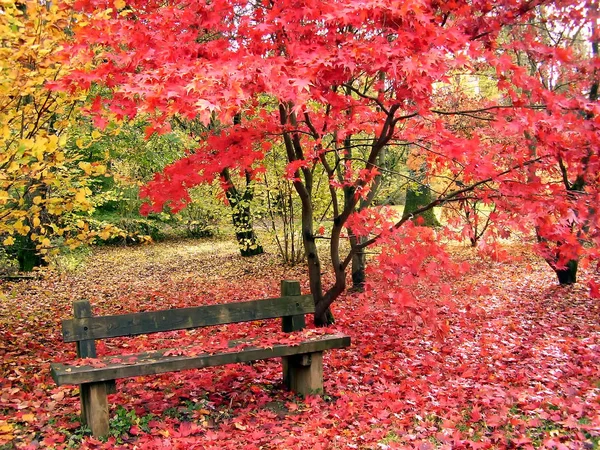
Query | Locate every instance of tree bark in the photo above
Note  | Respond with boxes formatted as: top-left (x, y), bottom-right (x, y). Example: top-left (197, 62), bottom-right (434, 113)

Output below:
top-left (345, 185), bottom-right (367, 291)
top-left (222, 169), bottom-right (264, 257)
top-left (403, 177), bottom-right (440, 227)
top-left (16, 234), bottom-right (42, 272)
top-left (280, 104), bottom-right (335, 326)
top-left (351, 241), bottom-right (366, 289)
top-left (16, 184), bottom-right (48, 271)
top-left (555, 260), bottom-right (578, 285)
top-left (299, 176), bottom-right (335, 326)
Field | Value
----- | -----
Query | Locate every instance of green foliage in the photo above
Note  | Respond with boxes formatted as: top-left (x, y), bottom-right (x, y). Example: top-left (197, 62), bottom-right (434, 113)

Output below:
top-left (67, 116), bottom-right (189, 218)
top-left (3, 234), bottom-right (45, 272)
top-left (254, 145), bottom-right (334, 264)
top-left (176, 185), bottom-right (227, 238)
top-left (48, 245), bottom-right (93, 273)
top-left (51, 117), bottom-right (200, 249)
top-left (90, 216), bottom-right (163, 244)
top-left (177, 204), bottom-right (219, 238)
top-left (163, 399), bottom-right (211, 421)
top-left (0, 247), bottom-right (18, 277)
top-left (68, 119), bottom-right (188, 182)
top-left (108, 407), bottom-right (155, 442)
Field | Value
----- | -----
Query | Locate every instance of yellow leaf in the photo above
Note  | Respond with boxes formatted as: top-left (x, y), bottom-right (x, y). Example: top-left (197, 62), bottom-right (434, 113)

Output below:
top-left (91, 129), bottom-right (102, 140)
top-left (0, 421), bottom-right (13, 439)
top-left (114, 0), bottom-right (126, 9)
top-left (76, 138), bottom-right (85, 149)
top-left (78, 161), bottom-right (92, 175)
top-left (93, 164), bottom-right (107, 175)
top-left (3, 237), bottom-right (15, 246)
top-left (32, 217), bottom-right (40, 228)
top-left (33, 196), bottom-right (42, 205)
top-left (75, 189), bottom-right (87, 203)
top-left (21, 414), bottom-right (35, 423)
top-left (41, 238), bottom-right (51, 247)
top-left (21, 139), bottom-right (34, 150)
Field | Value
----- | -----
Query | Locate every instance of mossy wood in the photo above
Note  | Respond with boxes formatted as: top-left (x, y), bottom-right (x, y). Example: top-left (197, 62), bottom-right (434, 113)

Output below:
top-left (50, 280), bottom-right (351, 438)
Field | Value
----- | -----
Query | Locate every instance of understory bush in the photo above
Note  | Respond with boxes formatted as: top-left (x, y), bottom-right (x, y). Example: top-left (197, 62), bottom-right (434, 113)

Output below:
top-left (0, 247), bottom-right (19, 277)
top-left (177, 202), bottom-right (219, 238)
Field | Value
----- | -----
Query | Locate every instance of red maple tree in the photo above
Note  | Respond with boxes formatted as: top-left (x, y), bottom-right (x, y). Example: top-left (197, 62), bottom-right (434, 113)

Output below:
top-left (63, 0), bottom-right (599, 326)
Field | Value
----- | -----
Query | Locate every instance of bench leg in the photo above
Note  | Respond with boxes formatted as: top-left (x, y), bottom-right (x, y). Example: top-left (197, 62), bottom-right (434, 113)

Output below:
top-left (80, 381), bottom-right (111, 437)
top-left (283, 352), bottom-right (323, 396)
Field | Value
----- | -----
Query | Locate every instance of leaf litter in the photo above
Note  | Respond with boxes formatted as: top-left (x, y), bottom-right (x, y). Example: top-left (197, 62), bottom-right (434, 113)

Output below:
top-left (0, 239), bottom-right (599, 449)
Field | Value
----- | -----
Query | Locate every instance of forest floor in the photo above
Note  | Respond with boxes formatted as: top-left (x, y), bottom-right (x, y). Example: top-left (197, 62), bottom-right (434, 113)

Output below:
top-left (0, 238), bottom-right (599, 449)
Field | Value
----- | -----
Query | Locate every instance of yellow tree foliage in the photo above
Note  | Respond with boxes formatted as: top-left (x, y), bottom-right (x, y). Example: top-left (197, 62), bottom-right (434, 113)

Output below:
top-left (0, 1), bottom-right (115, 270)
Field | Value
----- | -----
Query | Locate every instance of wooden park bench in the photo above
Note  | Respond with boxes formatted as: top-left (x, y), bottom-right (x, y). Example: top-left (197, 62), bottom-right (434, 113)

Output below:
top-left (50, 280), bottom-right (350, 437)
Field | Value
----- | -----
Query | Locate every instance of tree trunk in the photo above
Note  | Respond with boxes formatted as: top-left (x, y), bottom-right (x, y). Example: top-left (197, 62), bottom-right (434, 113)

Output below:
top-left (403, 180), bottom-right (440, 227)
top-left (344, 185), bottom-right (367, 291)
top-left (350, 238), bottom-right (366, 290)
top-left (15, 234), bottom-right (42, 272)
top-left (222, 169), bottom-right (264, 257)
top-left (347, 145), bottom-right (386, 291)
top-left (555, 260), bottom-right (578, 285)
top-left (300, 200), bottom-right (335, 326)
top-left (16, 184), bottom-right (48, 271)
top-left (229, 199), bottom-right (264, 256)
top-left (280, 104), bottom-right (336, 326)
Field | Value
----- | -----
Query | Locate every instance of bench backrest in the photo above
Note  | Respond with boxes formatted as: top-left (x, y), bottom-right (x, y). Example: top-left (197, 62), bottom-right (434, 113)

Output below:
top-left (62, 280), bottom-right (312, 348)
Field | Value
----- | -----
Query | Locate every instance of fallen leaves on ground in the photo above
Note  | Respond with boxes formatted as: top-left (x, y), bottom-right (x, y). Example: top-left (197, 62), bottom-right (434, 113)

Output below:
top-left (1, 239), bottom-right (599, 449)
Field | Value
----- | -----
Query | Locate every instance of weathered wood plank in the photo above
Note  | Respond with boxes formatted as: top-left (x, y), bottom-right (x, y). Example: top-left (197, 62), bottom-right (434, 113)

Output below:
top-left (280, 280), bottom-right (306, 387)
top-left (80, 382), bottom-right (110, 437)
top-left (73, 300), bottom-right (105, 426)
top-left (62, 295), bottom-right (315, 342)
top-left (281, 281), bottom-right (306, 333)
top-left (73, 300), bottom-right (96, 358)
top-left (287, 352), bottom-right (324, 396)
top-left (51, 334), bottom-right (350, 386)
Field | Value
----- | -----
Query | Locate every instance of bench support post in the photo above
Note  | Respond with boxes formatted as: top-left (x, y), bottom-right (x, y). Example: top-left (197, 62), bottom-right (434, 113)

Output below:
top-left (284, 352), bottom-right (323, 395)
top-left (73, 300), bottom-right (114, 436)
top-left (80, 381), bottom-right (110, 437)
top-left (281, 280), bottom-right (308, 388)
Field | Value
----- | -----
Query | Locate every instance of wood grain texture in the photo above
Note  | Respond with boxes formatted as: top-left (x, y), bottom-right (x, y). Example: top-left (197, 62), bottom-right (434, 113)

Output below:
top-left (80, 381), bottom-right (109, 437)
top-left (280, 280), bottom-right (306, 333)
top-left (286, 352), bottom-right (324, 396)
top-left (280, 280), bottom-right (307, 387)
top-left (73, 300), bottom-right (96, 358)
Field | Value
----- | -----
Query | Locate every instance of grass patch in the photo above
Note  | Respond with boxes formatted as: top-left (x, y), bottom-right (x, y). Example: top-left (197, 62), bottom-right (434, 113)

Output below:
top-left (48, 245), bottom-right (93, 273)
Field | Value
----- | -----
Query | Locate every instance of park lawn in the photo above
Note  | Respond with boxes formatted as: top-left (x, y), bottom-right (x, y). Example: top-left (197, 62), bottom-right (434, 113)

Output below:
top-left (0, 239), bottom-right (599, 449)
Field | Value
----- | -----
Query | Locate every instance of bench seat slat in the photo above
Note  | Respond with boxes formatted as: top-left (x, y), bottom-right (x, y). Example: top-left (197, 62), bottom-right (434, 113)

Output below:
top-left (62, 295), bottom-right (315, 342)
top-left (51, 333), bottom-right (350, 386)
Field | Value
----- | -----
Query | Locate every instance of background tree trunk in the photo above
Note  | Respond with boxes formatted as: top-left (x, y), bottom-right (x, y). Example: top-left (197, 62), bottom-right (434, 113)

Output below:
top-left (555, 260), bottom-right (578, 285)
top-left (403, 170), bottom-right (440, 227)
top-left (222, 169), bottom-right (264, 257)
top-left (16, 234), bottom-right (42, 272)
